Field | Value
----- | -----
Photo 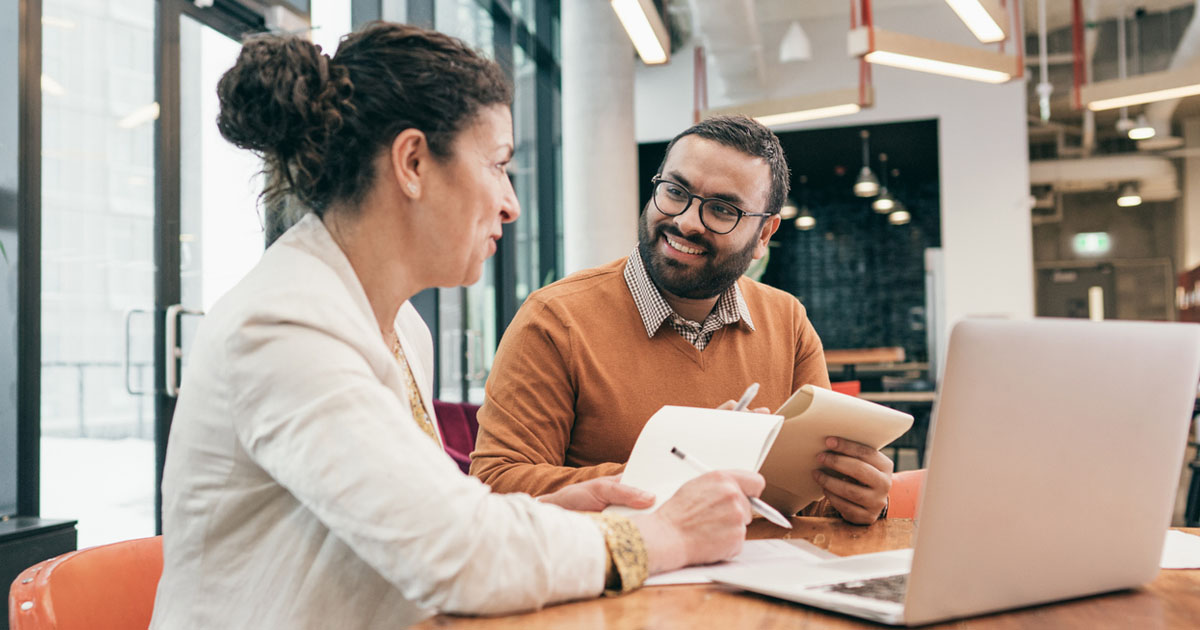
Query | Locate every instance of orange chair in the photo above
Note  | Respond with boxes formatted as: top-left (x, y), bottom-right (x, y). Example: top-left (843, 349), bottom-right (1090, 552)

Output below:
top-left (830, 380), bottom-right (861, 397)
top-left (9, 535), bottom-right (163, 630)
top-left (887, 469), bottom-right (927, 520)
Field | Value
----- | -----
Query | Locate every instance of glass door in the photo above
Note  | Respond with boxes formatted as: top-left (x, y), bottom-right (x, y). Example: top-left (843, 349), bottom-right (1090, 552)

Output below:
top-left (37, 0), bottom-right (271, 547)
top-left (39, 0), bottom-right (160, 548)
top-left (151, 2), bottom-right (272, 532)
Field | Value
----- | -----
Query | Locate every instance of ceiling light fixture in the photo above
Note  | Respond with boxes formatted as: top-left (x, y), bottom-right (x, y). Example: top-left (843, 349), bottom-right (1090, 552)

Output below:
top-left (872, 153), bottom-right (895, 213)
top-left (848, 27), bottom-right (1016, 84)
top-left (706, 88), bottom-right (872, 128)
top-left (944, 0), bottom-right (1008, 43)
top-left (1116, 182), bottom-right (1142, 207)
top-left (610, 0), bottom-right (670, 65)
top-left (780, 199), bottom-right (799, 220)
top-left (888, 204), bottom-right (912, 225)
top-left (779, 21), bottom-right (812, 62)
top-left (854, 130), bottom-right (879, 198)
top-left (1128, 113), bottom-right (1156, 140)
top-left (1083, 64), bottom-right (1200, 111)
top-left (795, 206), bottom-right (816, 230)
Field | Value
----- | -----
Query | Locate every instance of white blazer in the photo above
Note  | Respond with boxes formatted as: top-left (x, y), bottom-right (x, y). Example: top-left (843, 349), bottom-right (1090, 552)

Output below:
top-left (150, 213), bottom-right (605, 629)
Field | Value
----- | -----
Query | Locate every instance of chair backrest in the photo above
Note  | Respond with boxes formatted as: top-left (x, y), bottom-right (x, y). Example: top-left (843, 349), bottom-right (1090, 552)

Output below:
top-left (9, 536), bottom-right (163, 630)
top-left (432, 400), bottom-right (481, 474)
top-left (829, 380), bottom-right (861, 397)
top-left (887, 469), bottom-right (926, 519)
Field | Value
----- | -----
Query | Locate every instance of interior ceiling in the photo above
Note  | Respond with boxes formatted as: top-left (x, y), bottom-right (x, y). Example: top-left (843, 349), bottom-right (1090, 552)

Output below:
top-left (746, 0), bottom-right (1191, 32)
top-left (684, 0), bottom-right (1198, 135)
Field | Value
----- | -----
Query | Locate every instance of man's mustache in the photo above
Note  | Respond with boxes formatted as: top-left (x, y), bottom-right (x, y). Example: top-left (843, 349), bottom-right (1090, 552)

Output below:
top-left (655, 223), bottom-right (712, 253)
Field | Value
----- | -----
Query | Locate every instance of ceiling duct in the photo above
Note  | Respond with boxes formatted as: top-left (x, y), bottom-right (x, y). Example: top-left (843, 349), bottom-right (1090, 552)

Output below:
top-left (1030, 154), bottom-right (1179, 202)
top-left (687, 0), bottom-right (767, 98)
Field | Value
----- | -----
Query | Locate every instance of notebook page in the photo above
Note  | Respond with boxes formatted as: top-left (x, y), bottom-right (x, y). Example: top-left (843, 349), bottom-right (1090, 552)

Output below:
top-left (605, 405), bottom-right (784, 517)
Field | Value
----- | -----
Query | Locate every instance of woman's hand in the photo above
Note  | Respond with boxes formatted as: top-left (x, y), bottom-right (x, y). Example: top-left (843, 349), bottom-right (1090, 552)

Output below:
top-left (630, 470), bottom-right (765, 574)
top-left (537, 475), bottom-right (655, 512)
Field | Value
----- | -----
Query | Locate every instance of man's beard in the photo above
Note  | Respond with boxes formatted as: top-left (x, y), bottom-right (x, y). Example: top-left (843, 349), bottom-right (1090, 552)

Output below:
top-left (637, 211), bottom-right (758, 300)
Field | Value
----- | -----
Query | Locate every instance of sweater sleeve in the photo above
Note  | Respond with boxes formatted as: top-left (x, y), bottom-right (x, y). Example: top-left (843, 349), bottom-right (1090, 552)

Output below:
top-left (793, 299), bottom-right (831, 391)
top-left (470, 299), bottom-right (624, 496)
top-left (792, 298), bottom-right (840, 518)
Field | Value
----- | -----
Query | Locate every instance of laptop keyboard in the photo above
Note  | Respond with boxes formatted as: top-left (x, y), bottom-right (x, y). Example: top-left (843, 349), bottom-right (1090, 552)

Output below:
top-left (817, 573), bottom-right (909, 604)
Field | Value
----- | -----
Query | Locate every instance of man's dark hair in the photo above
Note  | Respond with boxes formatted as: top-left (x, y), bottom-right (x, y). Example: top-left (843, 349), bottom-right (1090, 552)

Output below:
top-left (656, 114), bottom-right (790, 216)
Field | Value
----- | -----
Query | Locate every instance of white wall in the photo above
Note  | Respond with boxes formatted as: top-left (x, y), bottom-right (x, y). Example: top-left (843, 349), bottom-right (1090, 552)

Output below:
top-left (635, 4), bottom-right (1034, 358)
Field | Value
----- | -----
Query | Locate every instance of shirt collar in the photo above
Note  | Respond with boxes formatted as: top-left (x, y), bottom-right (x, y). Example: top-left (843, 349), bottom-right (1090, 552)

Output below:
top-left (623, 247), bottom-right (755, 338)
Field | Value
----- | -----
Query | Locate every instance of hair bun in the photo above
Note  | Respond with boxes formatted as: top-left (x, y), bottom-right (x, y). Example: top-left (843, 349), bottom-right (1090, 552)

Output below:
top-left (216, 34), bottom-right (353, 209)
top-left (217, 34), bottom-right (348, 154)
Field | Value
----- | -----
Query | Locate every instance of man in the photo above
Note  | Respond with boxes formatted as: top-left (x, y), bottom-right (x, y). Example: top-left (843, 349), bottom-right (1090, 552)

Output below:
top-left (470, 115), bottom-right (892, 524)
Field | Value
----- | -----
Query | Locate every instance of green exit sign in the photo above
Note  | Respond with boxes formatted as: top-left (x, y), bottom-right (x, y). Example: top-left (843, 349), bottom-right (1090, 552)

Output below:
top-left (1072, 232), bottom-right (1110, 255)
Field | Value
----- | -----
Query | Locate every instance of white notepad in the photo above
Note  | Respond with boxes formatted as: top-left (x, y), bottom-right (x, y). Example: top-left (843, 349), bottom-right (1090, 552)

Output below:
top-left (604, 405), bottom-right (784, 517)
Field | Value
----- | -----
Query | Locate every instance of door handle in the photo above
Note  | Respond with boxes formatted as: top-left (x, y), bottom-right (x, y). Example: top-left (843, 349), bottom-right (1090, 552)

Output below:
top-left (165, 304), bottom-right (204, 398)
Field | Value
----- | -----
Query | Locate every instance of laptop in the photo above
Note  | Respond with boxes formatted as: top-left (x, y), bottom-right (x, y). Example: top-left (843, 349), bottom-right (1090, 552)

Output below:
top-left (712, 318), bottom-right (1200, 626)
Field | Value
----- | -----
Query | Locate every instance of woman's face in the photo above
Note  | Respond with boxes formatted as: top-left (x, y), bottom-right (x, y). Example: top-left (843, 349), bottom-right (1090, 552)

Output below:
top-left (424, 105), bottom-right (520, 288)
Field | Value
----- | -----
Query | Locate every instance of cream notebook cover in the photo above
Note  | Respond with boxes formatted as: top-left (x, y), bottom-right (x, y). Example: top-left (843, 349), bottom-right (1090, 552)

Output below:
top-left (758, 385), bottom-right (913, 516)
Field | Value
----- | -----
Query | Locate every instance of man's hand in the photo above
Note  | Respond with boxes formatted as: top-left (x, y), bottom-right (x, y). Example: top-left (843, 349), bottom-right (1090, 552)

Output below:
top-left (812, 437), bottom-right (893, 525)
top-left (537, 475), bottom-right (655, 512)
top-left (630, 470), bottom-right (764, 574)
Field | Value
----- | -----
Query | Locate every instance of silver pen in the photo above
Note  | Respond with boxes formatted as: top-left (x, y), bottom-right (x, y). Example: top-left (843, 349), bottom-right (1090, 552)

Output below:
top-left (669, 446), bottom-right (793, 529)
top-left (731, 382), bottom-right (760, 412)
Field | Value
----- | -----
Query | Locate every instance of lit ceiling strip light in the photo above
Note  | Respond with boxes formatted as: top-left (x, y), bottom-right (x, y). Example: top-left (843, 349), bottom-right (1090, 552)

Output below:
top-left (703, 88), bottom-right (871, 128)
top-left (1082, 64), bottom-right (1200, 111)
top-left (944, 0), bottom-right (1008, 43)
top-left (610, 0), bottom-right (670, 65)
top-left (848, 27), bottom-right (1016, 84)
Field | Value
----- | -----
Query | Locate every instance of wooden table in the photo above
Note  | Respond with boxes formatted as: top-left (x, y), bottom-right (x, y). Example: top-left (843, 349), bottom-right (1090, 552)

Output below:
top-left (825, 347), bottom-right (907, 382)
top-left (416, 518), bottom-right (1200, 629)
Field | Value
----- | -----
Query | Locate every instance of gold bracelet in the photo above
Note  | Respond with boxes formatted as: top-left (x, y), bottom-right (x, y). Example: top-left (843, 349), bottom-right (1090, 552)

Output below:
top-left (587, 513), bottom-right (649, 596)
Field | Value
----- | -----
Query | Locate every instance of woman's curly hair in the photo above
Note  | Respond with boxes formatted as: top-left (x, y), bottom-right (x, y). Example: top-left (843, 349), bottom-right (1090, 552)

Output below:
top-left (216, 21), bottom-right (512, 222)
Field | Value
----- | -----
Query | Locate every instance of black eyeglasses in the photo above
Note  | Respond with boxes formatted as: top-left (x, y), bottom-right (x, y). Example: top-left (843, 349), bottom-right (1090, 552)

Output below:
top-left (650, 177), bottom-right (773, 234)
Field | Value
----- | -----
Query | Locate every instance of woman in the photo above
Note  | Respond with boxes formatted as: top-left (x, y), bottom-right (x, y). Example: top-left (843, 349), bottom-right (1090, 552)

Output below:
top-left (149, 22), bottom-right (764, 629)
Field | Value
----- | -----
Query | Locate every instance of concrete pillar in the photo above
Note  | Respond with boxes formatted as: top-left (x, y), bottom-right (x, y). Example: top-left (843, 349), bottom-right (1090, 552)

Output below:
top-left (1181, 118), bottom-right (1200, 273)
top-left (561, 1), bottom-right (639, 274)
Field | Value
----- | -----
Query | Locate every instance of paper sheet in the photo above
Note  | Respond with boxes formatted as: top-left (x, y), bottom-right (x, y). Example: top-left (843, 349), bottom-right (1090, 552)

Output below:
top-left (605, 406), bottom-right (783, 517)
top-left (1161, 530), bottom-right (1200, 569)
top-left (644, 538), bottom-right (836, 586)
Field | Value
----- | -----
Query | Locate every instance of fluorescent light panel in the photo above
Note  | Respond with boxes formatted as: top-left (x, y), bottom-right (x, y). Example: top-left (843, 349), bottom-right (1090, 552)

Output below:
top-left (849, 27), bottom-right (1016, 84)
top-left (610, 0), bottom-right (670, 65)
top-left (944, 0), bottom-right (1007, 43)
top-left (704, 88), bottom-right (871, 128)
top-left (1084, 63), bottom-right (1200, 110)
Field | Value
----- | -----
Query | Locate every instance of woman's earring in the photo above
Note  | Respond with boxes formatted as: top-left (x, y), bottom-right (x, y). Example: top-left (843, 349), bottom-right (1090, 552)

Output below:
top-left (407, 182), bottom-right (418, 196)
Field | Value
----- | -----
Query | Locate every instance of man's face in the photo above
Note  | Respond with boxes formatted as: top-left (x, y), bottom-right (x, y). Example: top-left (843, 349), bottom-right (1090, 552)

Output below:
top-left (637, 135), bottom-right (779, 300)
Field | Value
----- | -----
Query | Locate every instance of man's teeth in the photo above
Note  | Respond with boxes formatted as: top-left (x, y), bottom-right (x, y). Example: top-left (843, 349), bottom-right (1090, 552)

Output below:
top-left (665, 236), bottom-right (703, 255)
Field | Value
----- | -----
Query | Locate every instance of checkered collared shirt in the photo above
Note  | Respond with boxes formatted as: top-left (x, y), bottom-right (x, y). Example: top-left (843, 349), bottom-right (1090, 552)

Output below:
top-left (623, 247), bottom-right (755, 351)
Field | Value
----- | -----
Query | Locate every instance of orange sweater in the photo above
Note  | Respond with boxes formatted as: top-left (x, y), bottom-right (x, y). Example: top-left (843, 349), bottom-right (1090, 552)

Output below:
top-left (469, 257), bottom-right (831, 497)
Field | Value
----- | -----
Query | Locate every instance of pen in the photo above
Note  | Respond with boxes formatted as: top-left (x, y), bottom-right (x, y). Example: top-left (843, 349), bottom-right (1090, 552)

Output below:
top-left (669, 446), bottom-right (793, 529)
top-left (732, 382), bottom-right (760, 412)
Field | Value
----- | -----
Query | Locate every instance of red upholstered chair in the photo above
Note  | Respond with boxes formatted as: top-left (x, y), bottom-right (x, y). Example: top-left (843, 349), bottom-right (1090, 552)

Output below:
top-left (9, 536), bottom-right (163, 630)
top-left (887, 469), bottom-right (927, 520)
top-left (830, 380), bottom-right (862, 397)
top-left (433, 400), bottom-right (481, 474)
